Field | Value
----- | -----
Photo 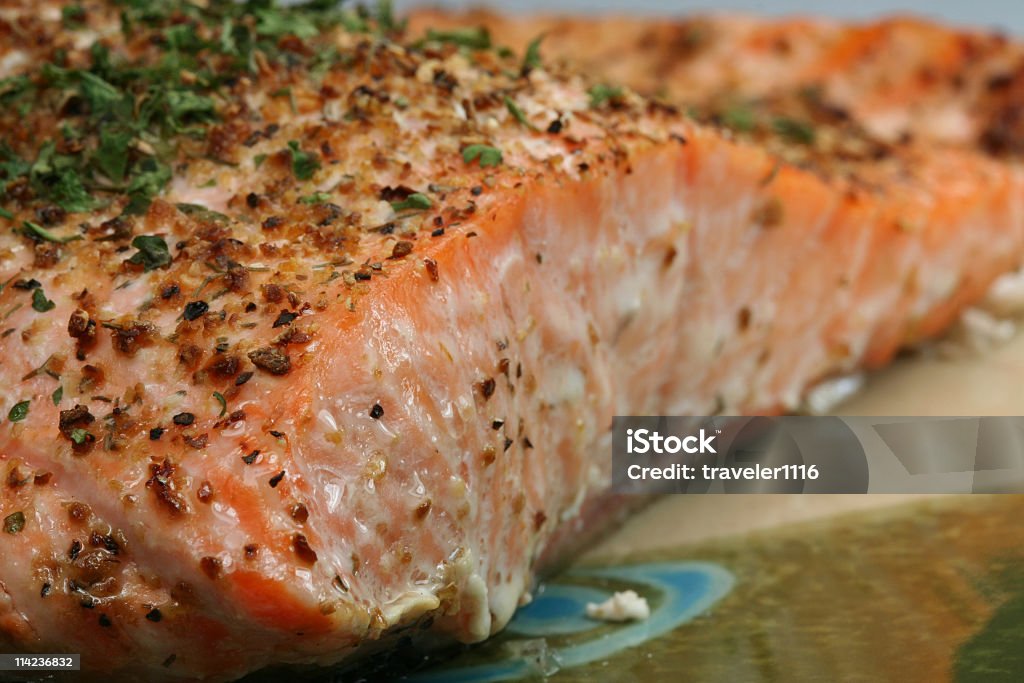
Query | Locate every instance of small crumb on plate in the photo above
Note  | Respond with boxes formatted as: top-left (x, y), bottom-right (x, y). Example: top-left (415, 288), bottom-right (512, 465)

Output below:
top-left (585, 590), bottom-right (650, 622)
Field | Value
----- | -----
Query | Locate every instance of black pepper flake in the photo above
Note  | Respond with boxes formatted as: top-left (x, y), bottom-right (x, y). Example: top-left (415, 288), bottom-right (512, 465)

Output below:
top-left (492, 420), bottom-right (504, 430)
top-left (244, 302), bottom-right (257, 313)
top-left (503, 438), bottom-right (514, 452)
top-left (199, 556), bottom-right (221, 579)
top-left (161, 284), bottom-right (180, 300)
top-left (292, 533), bottom-right (318, 564)
top-left (99, 614), bottom-right (112, 628)
top-left (163, 654), bottom-right (177, 668)
top-left (172, 412), bottom-right (195, 426)
top-left (146, 608), bottom-right (162, 622)
top-left (470, 186), bottom-right (483, 196)
top-left (431, 227), bottom-right (445, 237)
top-left (390, 241), bottom-right (414, 259)
top-left (244, 543), bottom-right (260, 559)
top-left (40, 582), bottom-right (51, 598)
top-left (183, 301), bottom-right (209, 321)
top-left (523, 437), bottom-right (534, 449)
top-left (235, 371), bottom-right (254, 386)
top-left (246, 192), bottom-right (260, 209)
top-left (248, 347), bottom-right (291, 375)
top-left (272, 310), bottom-right (298, 328)
top-left (290, 502), bottom-right (309, 523)
top-left (369, 403), bottom-right (384, 419)
top-left (149, 427), bottom-right (165, 440)
top-left (242, 450), bottom-right (260, 465)
top-left (69, 539), bottom-right (82, 560)
top-left (13, 278), bottom-right (41, 291)
top-left (476, 378), bottom-right (496, 401)
top-left (269, 430), bottom-right (285, 438)
top-left (547, 119), bottom-right (563, 134)
top-left (423, 258), bottom-right (439, 282)
top-left (269, 470), bottom-right (285, 488)
top-left (353, 270), bottom-right (372, 282)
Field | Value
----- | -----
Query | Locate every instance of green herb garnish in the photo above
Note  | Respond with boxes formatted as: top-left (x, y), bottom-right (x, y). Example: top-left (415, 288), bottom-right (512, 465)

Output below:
top-left (7, 400), bottom-right (29, 423)
top-left (52, 385), bottom-right (63, 406)
top-left (126, 235), bottom-right (172, 272)
top-left (213, 391), bottom-right (228, 417)
top-left (588, 84), bottom-right (624, 108)
top-left (504, 96), bottom-right (536, 130)
top-left (22, 220), bottom-right (82, 244)
top-left (772, 117), bottom-right (816, 145)
top-left (390, 193), bottom-right (432, 212)
top-left (424, 26), bottom-right (491, 50)
top-left (462, 144), bottom-right (503, 168)
top-left (287, 140), bottom-right (320, 181)
top-left (522, 34), bottom-right (545, 72)
top-left (31, 289), bottom-right (55, 313)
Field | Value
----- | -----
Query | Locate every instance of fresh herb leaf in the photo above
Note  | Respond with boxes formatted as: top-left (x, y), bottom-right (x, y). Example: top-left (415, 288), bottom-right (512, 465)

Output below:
top-left (32, 289), bottom-right (55, 313)
top-left (70, 428), bottom-right (91, 444)
top-left (522, 33), bottom-right (545, 72)
top-left (213, 391), bottom-right (227, 417)
top-left (299, 192), bottom-right (332, 204)
top-left (7, 400), bottom-right (29, 422)
top-left (425, 26), bottom-right (492, 50)
top-left (722, 105), bottom-right (756, 132)
top-left (123, 158), bottom-right (171, 214)
top-left (772, 117), bottom-right (816, 145)
top-left (61, 4), bottom-right (86, 29)
top-left (95, 128), bottom-right (132, 182)
top-left (126, 235), bottom-right (171, 271)
top-left (176, 203), bottom-right (228, 222)
top-left (22, 220), bottom-right (83, 244)
top-left (504, 96), bottom-right (536, 130)
top-left (52, 385), bottom-right (63, 406)
top-left (390, 193), bottom-right (432, 212)
top-left (462, 144), bottom-right (503, 168)
top-left (253, 153), bottom-right (268, 169)
top-left (287, 141), bottom-right (320, 181)
top-left (255, 8), bottom-right (319, 39)
top-left (0, 207), bottom-right (12, 220)
top-left (588, 84), bottom-right (624, 108)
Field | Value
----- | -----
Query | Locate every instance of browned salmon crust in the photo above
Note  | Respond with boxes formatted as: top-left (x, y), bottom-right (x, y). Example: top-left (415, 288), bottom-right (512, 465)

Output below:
top-left (2, 3), bottom-right (1024, 681)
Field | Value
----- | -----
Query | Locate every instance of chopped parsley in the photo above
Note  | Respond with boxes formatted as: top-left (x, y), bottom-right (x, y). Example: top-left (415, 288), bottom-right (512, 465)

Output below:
top-left (504, 96), bottom-right (536, 131)
top-left (126, 235), bottom-right (172, 272)
top-left (52, 385), bottom-right (63, 406)
top-left (7, 400), bottom-right (29, 423)
top-left (424, 26), bottom-right (492, 50)
top-left (22, 220), bottom-right (82, 244)
top-left (31, 289), bottom-right (55, 313)
top-left (462, 144), bottom-right (503, 168)
top-left (522, 34), bottom-right (545, 73)
top-left (299, 192), bottom-right (332, 204)
top-left (588, 84), bottom-right (624, 108)
top-left (390, 193), bottom-right (432, 212)
top-left (287, 141), bottom-right (320, 181)
top-left (213, 391), bottom-right (228, 417)
top-left (772, 117), bottom-right (816, 145)
top-left (70, 428), bottom-right (91, 445)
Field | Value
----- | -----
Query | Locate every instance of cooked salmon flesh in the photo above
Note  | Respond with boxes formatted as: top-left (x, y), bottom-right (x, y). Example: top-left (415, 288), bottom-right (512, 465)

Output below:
top-left (2, 2), bottom-right (1024, 680)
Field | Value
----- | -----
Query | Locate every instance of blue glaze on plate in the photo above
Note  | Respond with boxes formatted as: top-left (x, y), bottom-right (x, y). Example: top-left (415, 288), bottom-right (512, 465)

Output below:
top-left (410, 561), bottom-right (734, 682)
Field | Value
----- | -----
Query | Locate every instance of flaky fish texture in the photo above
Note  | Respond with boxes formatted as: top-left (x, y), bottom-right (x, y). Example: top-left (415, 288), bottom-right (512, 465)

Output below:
top-left (1, 2), bottom-right (1024, 680)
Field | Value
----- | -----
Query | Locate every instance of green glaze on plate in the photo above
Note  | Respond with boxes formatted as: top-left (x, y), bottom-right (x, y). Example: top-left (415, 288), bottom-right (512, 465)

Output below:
top-left (400, 496), bottom-right (1024, 682)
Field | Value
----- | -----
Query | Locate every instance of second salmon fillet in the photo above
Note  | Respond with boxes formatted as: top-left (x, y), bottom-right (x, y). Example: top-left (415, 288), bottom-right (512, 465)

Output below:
top-left (2, 2), bottom-right (1024, 680)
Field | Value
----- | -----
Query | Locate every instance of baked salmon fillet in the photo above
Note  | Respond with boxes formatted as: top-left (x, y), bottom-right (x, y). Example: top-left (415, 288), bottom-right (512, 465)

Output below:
top-left (1, 1), bottom-right (1024, 680)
